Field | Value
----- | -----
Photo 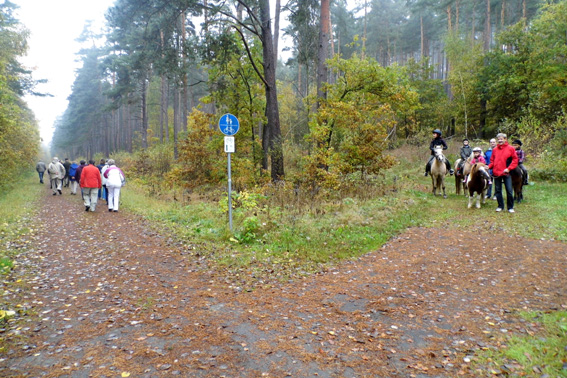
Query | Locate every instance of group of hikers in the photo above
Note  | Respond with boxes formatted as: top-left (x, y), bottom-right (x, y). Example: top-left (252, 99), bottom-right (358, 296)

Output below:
top-left (35, 158), bottom-right (126, 213)
top-left (424, 129), bottom-right (529, 213)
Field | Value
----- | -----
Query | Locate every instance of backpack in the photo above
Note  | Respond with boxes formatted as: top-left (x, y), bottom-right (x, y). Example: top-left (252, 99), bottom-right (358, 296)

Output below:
top-left (69, 164), bottom-right (78, 177)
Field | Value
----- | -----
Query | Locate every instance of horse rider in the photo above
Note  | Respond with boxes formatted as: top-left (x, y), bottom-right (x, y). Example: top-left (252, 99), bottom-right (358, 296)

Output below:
top-left (424, 129), bottom-right (454, 176)
top-left (456, 138), bottom-right (473, 175)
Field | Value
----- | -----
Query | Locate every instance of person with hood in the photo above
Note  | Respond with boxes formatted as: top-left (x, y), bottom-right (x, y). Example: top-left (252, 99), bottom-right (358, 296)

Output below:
top-left (424, 129), bottom-right (454, 176)
top-left (104, 159), bottom-right (125, 213)
top-left (36, 160), bottom-right (46, 184)
top-left (47, 157), bottom-right (66, 195)
top-left (68, 161), bottom-right (80, 195)
top-left (80, 160), bottom-right (102, 212)
top-left (488, 133), bottom-right (519, 213)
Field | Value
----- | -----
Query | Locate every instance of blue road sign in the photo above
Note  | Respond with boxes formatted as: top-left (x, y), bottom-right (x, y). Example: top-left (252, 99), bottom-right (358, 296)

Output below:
top-left (218, 113), bottom-right (240, 136)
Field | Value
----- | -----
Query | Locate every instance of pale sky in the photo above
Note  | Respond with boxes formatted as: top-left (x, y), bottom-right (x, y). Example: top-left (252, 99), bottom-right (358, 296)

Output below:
top-left (14, 0), bottom-right (288, 147)
top-left (15, 0), bottom-right (116, 145)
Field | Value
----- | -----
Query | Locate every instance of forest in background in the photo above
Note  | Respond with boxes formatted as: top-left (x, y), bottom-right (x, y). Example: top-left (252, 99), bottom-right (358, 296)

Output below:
top-left (0, 1), bottom-right (41, 189)
top-left (2, 0), bottom-right (567, 195)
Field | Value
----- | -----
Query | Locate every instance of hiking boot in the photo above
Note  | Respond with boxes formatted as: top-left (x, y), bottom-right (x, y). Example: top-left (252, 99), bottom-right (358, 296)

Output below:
top-left (85, 206), bottom-right (90, 212)
top-left (58, 189), bottom-right (62, 195)
top-left (424, 172), bottom-right (428, 177)
top-left (52, 193), bottom-right (57, 196)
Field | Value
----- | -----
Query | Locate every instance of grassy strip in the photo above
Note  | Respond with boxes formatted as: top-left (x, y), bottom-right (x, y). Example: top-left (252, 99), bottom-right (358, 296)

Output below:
top-left (121, 161), bottom-right (565, 288)
top-left (474, 311), bottom-right (567, 377)
top-left (0, 172), bottom-right (44, 274)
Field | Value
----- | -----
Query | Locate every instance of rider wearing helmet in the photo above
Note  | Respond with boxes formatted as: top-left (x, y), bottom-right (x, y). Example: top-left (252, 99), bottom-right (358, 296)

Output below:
top-left (424, 129), bottom-right (454, 176)
top-left (470, 147), bottom-right (486, 165)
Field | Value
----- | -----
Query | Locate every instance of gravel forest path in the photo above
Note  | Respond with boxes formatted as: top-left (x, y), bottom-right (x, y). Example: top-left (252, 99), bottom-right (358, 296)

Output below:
top-left (1, 188), bottom-right (566, 377)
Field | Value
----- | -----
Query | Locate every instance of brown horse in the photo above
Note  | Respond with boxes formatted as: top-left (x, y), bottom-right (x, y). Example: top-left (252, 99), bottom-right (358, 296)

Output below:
top-left (454, 157), bottom-right (473, 196)
top-left (467, 163), bottom-right (491, 208)
top-left (510, 166), bottom-right (524, 203)
top-left (430, 145), bottom-right (448, 198)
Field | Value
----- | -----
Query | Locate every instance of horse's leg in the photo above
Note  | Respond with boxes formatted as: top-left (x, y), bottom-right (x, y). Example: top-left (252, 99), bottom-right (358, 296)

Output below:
top-left (476, 193), bottom-right (481, 208)
top-left (431, 177), bottom-right (436, 196)
top-left (442, 178), bottom-right (447, 199)
top-left (481, 187), bottom-right (486, 204)
top-left (467, 193), bottom-right (473, 208)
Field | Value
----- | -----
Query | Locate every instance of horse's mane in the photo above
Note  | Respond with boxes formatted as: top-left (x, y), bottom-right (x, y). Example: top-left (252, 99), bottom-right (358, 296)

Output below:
top-left (470, 163), bottom-right (488, 181)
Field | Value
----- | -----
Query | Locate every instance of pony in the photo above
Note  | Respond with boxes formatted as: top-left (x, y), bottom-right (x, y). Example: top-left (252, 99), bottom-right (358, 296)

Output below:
top-left (467, 163), bottom-right (491, 208)
top-left (510, 166), bottom-right (525, 203)
top-left (454, 156), bottom-right (473, 196)
top-left (430, 145), bottom-right (448, 198)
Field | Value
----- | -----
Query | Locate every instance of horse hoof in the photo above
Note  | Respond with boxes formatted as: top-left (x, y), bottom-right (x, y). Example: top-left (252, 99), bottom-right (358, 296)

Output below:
top-left (476, 204), bottom-right (481, 209)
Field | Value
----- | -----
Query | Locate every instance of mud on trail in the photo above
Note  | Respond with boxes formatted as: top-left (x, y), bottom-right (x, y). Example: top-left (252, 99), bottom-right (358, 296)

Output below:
top-left (1, 189), bottom-right (566, 378)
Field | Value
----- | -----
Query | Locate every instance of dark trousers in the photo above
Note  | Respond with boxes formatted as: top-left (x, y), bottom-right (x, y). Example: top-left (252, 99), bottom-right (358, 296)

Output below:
top-left (494, 174), bottom-right (514, 210)
top-left (38, 171), bottom-right (44, 183)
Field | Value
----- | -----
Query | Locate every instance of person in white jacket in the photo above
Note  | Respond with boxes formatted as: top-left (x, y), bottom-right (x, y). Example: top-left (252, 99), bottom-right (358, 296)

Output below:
top-left (103, 159), bottom-right (125, 212)
top-left (47, 157), bottom-right (66, 195)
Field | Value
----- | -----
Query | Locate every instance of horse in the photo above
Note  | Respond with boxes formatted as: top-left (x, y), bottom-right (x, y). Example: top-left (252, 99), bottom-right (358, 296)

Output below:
top-left (454, 156), bottom-right (473, 196)
top-left (510, 166), bottom-right (524, 203)
top-left (430, 145), bottom-right (448, 198)
top-left (467, 163), bottom-right (491, 209)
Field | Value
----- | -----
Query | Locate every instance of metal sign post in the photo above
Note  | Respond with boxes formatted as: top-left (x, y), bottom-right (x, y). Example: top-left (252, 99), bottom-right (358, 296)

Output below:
top-left (219, 114), bottom-right (239, 232)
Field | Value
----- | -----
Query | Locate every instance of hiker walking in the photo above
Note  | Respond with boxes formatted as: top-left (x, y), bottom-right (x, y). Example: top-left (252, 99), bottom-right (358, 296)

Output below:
top-left (80, 160), bottom-right (102, 212)
top-left (47, 157), bottom-right (65, 195)
top-left (104, 159), bottom-right (125, 213)
top-left (36, 160), bottom-right (46, 184)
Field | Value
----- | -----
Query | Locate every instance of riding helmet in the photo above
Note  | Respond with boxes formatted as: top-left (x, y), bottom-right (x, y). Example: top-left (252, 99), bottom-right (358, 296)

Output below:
top-left (472, 147), bottom-right (482, 152)
top-left (512, 139), bottom-right (522, 146)
top-left (432, 129), bottom-right (442, 136)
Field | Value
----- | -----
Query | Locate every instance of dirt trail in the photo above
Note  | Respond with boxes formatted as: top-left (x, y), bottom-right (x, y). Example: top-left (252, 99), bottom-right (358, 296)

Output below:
top-left (1, 188), bottom-right (566, 377)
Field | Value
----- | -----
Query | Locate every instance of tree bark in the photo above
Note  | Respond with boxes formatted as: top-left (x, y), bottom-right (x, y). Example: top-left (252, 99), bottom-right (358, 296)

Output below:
top-left (273, 0), bottom-right (281, 61)
top-left (259, 0), bottom-right (284, 180)
top-left (317, 0), bottom-right (330, 103)
top-left (484, 0), bottom-right (491, 51)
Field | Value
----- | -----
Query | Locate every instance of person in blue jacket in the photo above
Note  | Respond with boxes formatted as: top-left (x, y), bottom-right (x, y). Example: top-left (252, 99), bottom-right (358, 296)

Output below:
top-left (484, 138), bottom-right (496, 199)
top-left (68, 161), bottom-right (79, 195)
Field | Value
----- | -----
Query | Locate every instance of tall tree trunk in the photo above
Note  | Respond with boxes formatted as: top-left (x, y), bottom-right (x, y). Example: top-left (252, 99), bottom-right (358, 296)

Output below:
top-left (160, 75), bottom-right (166, 143)
top-left (420, 15), bottom-right (425, 59)
top-left (259, 0), bottom-right (284, 180)
top-left (447, 5), bottom-right (452, 31)
top-left (362, 0), bottom-right (367, 58)
top-left (273, 0), bottom-right (281, 61)
top-left (501, 0), bottom-right (506, 27)
top-left (456, 0), bottom-right (460, 31)
top-left (173, 88), bottom-right (179, 159)
top-left (181, 12), bottom-right (188, 133)
top-left (141, 78), bottom-right (148, 149)
top-left (165, 81), bottom-right (170, 142)
top-left (484, 0), bottom-right (491, 51)
top-left (317, 0), bottom-right (330, 103)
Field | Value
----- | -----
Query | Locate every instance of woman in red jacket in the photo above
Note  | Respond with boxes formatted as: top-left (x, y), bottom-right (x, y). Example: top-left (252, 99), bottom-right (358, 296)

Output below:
top-left (80, 160), bottom-right (102, 212)
top-left (488, 133), bottom-right (518, 213)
